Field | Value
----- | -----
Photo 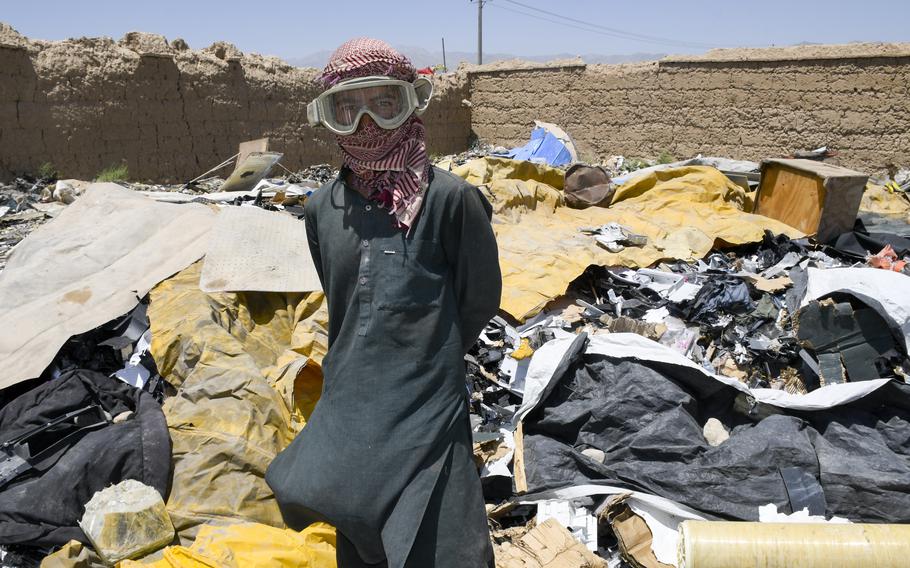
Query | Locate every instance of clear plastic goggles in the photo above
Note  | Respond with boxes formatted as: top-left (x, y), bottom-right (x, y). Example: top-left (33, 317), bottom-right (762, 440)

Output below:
top-left (307, 76), bottom-right (433, 135)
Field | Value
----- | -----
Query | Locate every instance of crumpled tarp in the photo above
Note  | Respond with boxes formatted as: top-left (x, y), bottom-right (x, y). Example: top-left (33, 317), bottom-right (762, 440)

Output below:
top-left (120, 522), bottom-right (335, 568)
top-left (454, 156), bottom-right (566, 190)
top-left (518, 333), bottom-right (910, 523)
top-left (147, 262), bottom-right (329, 540)
top-left (39, 540), bottom-right (100, 567)
top-left (859, 182), bottom-right (910, 216)
top-left (453, 159), bottom-right (803, 320)
top-left (0, 183), bottom-right (216, 389)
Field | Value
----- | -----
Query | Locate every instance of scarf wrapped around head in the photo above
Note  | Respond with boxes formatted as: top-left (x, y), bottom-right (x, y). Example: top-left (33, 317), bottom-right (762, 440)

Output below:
top-left (319, 38), bottom-right (430, 230)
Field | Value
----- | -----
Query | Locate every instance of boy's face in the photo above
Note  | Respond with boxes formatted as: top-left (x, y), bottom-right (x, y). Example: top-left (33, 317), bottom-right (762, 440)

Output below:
top-left (332, 85), bottom-right (404, 130)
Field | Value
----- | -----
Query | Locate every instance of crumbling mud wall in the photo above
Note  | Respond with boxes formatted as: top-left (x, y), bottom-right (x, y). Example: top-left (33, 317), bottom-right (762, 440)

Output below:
top-left (468, 44), bottom-right (910, 171)
top-left (4, 22), bottom-right (907, 182)
top-left (0, 25), bottom-right (471, 182)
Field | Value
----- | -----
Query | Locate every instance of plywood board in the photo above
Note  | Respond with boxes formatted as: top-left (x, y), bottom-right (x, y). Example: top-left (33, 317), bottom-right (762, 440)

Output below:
top-left (755, 159), bottom-right (868, 242)
top-left (755, 165), bottom-right (826, 234)
top-left (513, 420), bottom-right (528, 494)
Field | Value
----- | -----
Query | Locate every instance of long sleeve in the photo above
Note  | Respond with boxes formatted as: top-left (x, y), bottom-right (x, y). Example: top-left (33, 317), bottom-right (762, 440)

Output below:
top-left (303, 202), bottom-right (325, 291)
top-left (442, 182), bottom-right (502, 353)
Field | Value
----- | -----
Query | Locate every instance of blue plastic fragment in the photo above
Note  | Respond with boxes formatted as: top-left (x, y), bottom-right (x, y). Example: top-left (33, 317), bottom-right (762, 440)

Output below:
top-left (500, 126), bottom-right (572, 167)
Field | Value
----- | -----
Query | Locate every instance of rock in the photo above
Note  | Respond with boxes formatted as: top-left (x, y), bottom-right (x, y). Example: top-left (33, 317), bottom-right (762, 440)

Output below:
top-left (580, 448), bottom-right (605, 463)
top-left (703, 418), bottom-right (730, 446)
top-left (78, 479), bottom-right (174, 564)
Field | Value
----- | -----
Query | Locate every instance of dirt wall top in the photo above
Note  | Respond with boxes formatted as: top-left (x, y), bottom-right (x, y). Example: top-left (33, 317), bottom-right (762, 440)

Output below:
top-left (662, 42), bottom-right (910, 63)
top-left (458, 42), bottom-right (910, 75)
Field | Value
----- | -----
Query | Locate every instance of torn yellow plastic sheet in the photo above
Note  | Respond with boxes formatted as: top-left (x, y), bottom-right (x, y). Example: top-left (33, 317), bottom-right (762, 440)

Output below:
top-left (40, 540), bottom-right (101, 567)
top-left (453, 156), bottom-right (566, 190)
top-left (453, 159), bottom-right (803, 321)
top-left (120, 522), bottom-right (336, 568)
top-left (148, 262), bottom-right (329, 541)
top-left (860, 182), bottom-right (910, 217)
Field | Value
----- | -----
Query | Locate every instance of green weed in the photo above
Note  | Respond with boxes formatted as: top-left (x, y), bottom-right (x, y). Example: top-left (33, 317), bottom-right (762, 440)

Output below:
top-left (95, 164), bottom-right (129, 182)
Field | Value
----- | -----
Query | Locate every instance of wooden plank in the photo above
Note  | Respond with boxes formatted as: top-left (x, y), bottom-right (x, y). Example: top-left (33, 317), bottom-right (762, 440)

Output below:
top-left (513, 420), bottom-right (528, 494)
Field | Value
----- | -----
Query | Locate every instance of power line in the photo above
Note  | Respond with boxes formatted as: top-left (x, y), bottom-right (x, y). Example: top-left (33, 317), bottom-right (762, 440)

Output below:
top-left (497, 0), bottom-right (718, 50)
top-left (499, 0), bottom-right (714, 48)
top-left (488, 3), bottom-right (650, 44)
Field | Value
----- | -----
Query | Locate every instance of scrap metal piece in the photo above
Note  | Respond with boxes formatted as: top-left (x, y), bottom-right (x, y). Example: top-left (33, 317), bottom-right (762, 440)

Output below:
top-left (220, 151), bottom-right (283, 193)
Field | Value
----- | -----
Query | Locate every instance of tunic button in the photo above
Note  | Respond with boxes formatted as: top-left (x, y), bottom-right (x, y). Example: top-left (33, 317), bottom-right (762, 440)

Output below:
top-left (365, 204), bottom-right (372, 212)
top-left (359, 276), bottom-right (367, 285)
top-left (362, 240), bottom-right (370, 248)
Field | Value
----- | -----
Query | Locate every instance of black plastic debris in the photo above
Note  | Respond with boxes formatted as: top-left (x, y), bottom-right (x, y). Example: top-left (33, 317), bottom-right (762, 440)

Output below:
top-left (519, 333), bottom-right (910, 523)
top-left (0, 370), bottom-right (171, 548)
top-left (797, 299), bottom-right (903, 385)
top-left (684, 276), bottom-right (754, 324)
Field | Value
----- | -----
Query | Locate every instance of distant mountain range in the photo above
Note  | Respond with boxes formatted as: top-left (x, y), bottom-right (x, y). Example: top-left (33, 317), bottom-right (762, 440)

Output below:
top-left (285, 45), bottom-right (667, 69)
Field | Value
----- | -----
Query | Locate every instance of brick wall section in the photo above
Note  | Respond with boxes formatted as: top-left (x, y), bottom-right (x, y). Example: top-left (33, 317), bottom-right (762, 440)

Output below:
top-left (3, 23), bottom-right (909, 182)
top-left (467, 48), bottom-right (910, 172)
top-left (0, 27), bottom-right (472, 182)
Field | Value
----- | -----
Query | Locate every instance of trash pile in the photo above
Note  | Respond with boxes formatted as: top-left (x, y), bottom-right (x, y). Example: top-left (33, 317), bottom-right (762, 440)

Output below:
top-left (450, 140), bottom-right (910, 566)
top-left (2, 129), bottom-right (910, 567)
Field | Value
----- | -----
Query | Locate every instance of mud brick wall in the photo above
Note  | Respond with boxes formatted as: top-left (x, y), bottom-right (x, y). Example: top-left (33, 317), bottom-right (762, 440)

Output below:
top-left (0, 26), bottom-right (471, 182)
top-left (4, 22), bottom-right (908, 182)
top-left (468, 46), bottom-right (910, 172)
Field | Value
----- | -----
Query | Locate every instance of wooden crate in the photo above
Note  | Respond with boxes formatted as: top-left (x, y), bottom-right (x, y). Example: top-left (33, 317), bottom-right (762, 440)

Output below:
top-left (754, 159), bottom-right (868, 243)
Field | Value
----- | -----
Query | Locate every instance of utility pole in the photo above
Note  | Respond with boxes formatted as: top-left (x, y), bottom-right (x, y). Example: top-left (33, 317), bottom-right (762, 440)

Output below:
top-left (442, 37), bottom-right (447, 72)
top-left (477, 0), bottom-right (483, 65)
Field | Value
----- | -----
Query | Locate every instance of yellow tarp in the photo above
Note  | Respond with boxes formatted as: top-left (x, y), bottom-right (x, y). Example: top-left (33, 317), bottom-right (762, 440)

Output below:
top-left (453, 159), bottom-right (803, 321)
top-left (147, 262), bottom-right (329, 541)
top-left (860, 182), bottom-right (910, 217)
top-left (40, 540), bottom-right (101, 567)
top-left (120, 522), bottom-right (335, 568)
top-left (453, 156), bottom-right (566, 190)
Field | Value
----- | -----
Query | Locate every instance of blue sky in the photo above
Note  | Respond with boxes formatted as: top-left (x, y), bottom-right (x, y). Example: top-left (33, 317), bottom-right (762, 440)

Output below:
top-left (5, 0), bottom-right (909, 60)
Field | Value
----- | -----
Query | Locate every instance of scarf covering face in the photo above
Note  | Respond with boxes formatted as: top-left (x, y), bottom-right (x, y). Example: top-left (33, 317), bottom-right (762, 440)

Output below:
top-left (319, 38), bottom-right (431, 230)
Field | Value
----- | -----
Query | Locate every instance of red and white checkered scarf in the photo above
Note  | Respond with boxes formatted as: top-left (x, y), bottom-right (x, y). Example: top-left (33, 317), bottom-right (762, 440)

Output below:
top-left (319, 38), bottom-right (430, 230)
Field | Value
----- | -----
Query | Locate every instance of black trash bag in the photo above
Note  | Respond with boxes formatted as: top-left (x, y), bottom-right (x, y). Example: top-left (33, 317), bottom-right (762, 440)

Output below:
top-left (0, 370), bottom-right (171, 548)
top-left (521, 334), bottom-right (910, 523)
top-left (683, 276), bottom-right (754, 324)
top-left (829, 218), bottom-right (910, 259)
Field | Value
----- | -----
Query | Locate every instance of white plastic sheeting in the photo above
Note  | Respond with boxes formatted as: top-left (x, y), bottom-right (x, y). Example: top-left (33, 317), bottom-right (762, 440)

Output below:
top-left (200, 205), bottom-right (322, 293)
top-left (0, 184), bottom-right (216, 389)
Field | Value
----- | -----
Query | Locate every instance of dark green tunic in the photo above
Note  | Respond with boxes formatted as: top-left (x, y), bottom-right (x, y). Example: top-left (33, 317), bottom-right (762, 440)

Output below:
top-left (267, 167), bottom-right (501, 567)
